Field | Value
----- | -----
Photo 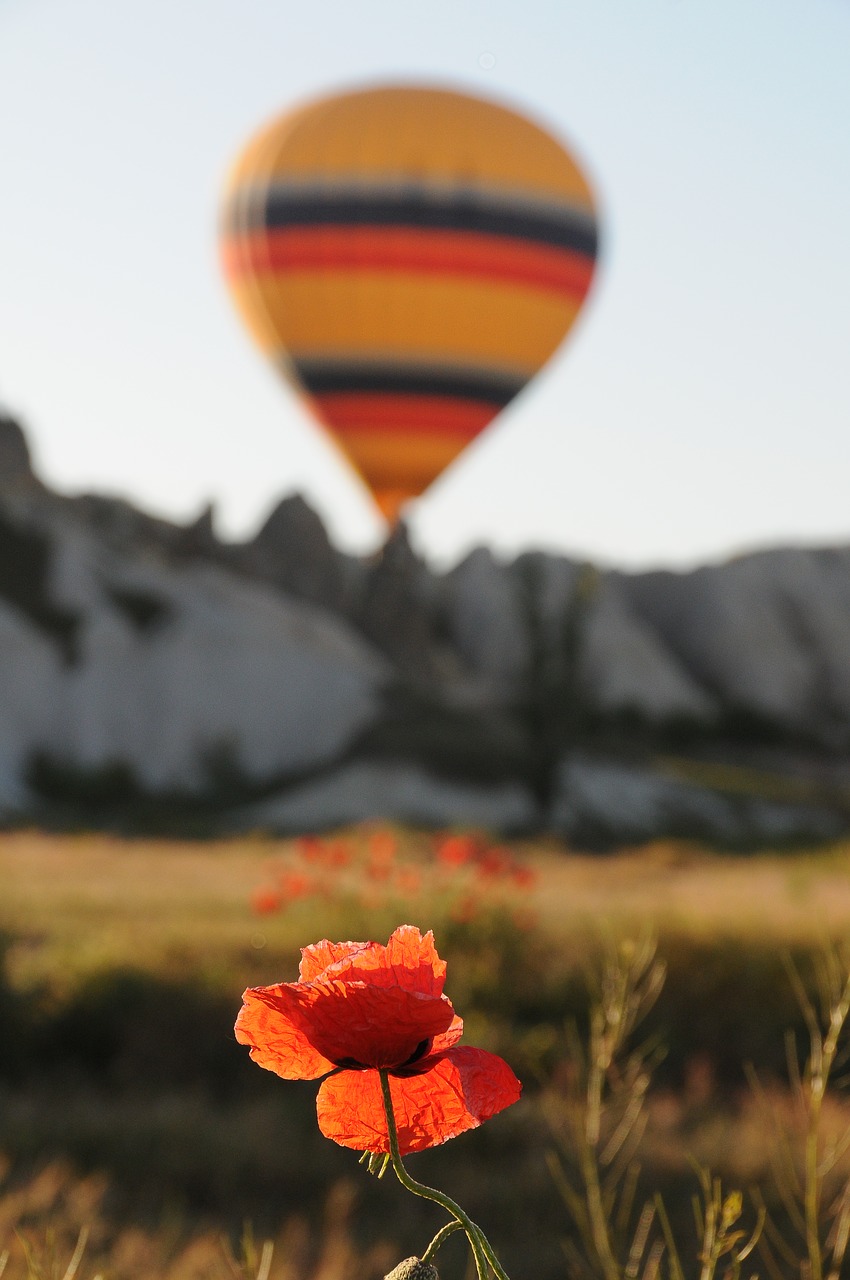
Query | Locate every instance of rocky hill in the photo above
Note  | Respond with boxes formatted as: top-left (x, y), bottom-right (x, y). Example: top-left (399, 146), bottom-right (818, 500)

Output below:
top-left (1, 412), bottom-right (848, 845)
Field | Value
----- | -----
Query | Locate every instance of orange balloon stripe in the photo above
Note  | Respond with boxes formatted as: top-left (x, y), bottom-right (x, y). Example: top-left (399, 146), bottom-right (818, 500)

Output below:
top-left (374, 489), bottom-right (415, 523)
top-left (313, 393), bottom-right (495, 436)
top-left (334, 431), bottom-right (469, 491)
top-left (221, 227), bottom-right (594, 299)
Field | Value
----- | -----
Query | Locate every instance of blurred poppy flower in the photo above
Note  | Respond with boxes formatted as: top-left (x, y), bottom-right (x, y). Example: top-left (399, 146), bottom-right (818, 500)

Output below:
top-left (296, 835), bottom-right (325, 863)
top-left (326, 838), bottom-right (353, 868)
top-left (235, 925), bottom-right (521, 1155)
top-left (476, 847), bottom-right (512, 880)
top-left (368, 829), bottom-right (397, 865)
top-left (250, 886), bottom-right (283, 915)
top-left (511, 865), bottom-right (538, 890)
top-left (279, 870), bottom-right (313, 900)
top-left (436, 834), bottom-right (478, 868)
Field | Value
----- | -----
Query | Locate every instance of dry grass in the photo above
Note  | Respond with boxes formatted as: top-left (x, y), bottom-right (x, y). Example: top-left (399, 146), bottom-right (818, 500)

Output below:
top-left (528, 839), bottom-right (850, 944)
top-left (0, 830), bottom-right (289, 995)
top-left (5, 1084), bottom-right (850, 1280)
top-left (0, 1159), bottom-right (395, 1280)
top-left (4, 829), bottom-right (850, 1280)
top-left (3, 830), bottom-right (850, 996)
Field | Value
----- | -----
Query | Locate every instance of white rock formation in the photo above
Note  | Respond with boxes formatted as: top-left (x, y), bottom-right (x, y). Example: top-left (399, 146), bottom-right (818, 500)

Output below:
top-left (2, 404), bottom-right (850, 844)
top-left (0, 602), bottom-right (60, 807)
top-left (233, 761), bottom-right (538, 833)
top-left (579, 577), bottom-right (716, 723)
top-left (551, 755), bottom-right (844, 845)
top-left (619, 549), bottom-right (850, 738)
top-left (0, 511), bottom-right (390, 805)
top-left (442, 548), bottom-right (529, 687)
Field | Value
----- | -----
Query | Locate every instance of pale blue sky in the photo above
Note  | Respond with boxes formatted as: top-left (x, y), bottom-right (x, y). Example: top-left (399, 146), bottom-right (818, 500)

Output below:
top-left (0, 0), bottom-right (848, 568)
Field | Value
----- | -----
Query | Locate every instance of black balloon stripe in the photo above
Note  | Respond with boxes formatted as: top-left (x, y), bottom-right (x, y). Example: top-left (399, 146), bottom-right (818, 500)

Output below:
top-left (233, 187), bottom-right (598, 258)
top-left (290, 359), bottom-right (526, 405)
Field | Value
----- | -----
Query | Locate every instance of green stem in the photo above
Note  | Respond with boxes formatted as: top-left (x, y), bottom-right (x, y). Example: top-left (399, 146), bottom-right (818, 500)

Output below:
top-left (580, 1137), bottom-right (621, 1280)
top-left (421, 1220), bottom-right (464, 1263)
top-left (377, 1070), bottom-right (511, 1280)
top-left (804, 1097), bottom-right (822, 1280)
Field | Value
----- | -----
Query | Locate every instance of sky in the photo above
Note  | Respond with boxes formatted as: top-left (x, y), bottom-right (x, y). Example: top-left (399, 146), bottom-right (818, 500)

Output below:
top-left (0, 0), bottom-right (848, 570)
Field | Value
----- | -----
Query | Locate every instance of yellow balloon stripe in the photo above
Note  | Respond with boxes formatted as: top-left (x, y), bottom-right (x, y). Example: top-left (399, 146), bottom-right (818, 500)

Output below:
top-left (229, 272), bottom-right (582, 374)
top-left (240, 87), bottom-right (595, 210)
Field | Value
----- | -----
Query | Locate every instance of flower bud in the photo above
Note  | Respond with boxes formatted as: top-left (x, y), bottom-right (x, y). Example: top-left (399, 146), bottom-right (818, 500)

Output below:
top-left (384, 1257), bottom-right (439, 1280)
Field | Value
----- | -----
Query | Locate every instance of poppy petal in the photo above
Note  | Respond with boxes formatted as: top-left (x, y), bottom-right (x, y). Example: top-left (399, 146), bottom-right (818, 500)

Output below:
top-left (321, 926), bottom-right (447, 997)
top-left (299, 939), bottom-right (371, 982)
top-left (315, 1047), bottom-right (522, 1154)
top-left (290, 978), bottom-right (455, 1068)
top-left (430, 1013), bottom-right (464, 1054)
top-left (384, 926), bottom-right (447, 996)
top-left (235, 985), bottom-right (336, 1080)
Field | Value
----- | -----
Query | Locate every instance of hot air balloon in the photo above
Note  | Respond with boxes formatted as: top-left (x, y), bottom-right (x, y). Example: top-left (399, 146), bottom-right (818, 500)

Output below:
top-left (219, 84), bottom-right (599, 521)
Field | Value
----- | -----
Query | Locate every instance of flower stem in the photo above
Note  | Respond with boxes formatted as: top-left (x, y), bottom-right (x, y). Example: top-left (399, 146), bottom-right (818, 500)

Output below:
top-left (421, 1220), bottom-right (463, 1263)
top-left (377, 1070), bottom-right (511, 1280)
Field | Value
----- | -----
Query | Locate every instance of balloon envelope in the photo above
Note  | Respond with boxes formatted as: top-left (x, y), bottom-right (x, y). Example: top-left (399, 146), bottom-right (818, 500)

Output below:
top-left (220, 84), bottom-right (599, 519)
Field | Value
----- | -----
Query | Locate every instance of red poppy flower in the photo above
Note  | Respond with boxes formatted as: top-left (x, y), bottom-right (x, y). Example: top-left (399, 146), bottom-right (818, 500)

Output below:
top-left (476, 847), bottom-right (512, 880)
top-left (235, 925), bottom-right (521, 1155)
top-left (250, 886), bottom-right (283, 916)
top-left (296, 835), bottom-right (325, 863)
top-left (436, 834), bottom-right (478, 868)
top-left (279, 870), bottom-right (313, 900)
top-left (368, 830), bottom-right (397, 865)
top-left (511, 865), bottom-right (538, 890)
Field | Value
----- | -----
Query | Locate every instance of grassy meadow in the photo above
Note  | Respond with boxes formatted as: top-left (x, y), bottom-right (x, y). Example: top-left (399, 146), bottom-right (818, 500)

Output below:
top-left (3, 828), bottom-right (850, 1279)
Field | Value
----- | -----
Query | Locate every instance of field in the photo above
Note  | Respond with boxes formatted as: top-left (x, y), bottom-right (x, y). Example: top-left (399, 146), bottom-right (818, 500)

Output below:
top-left (3, 829), bottom-right (850, 1280)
